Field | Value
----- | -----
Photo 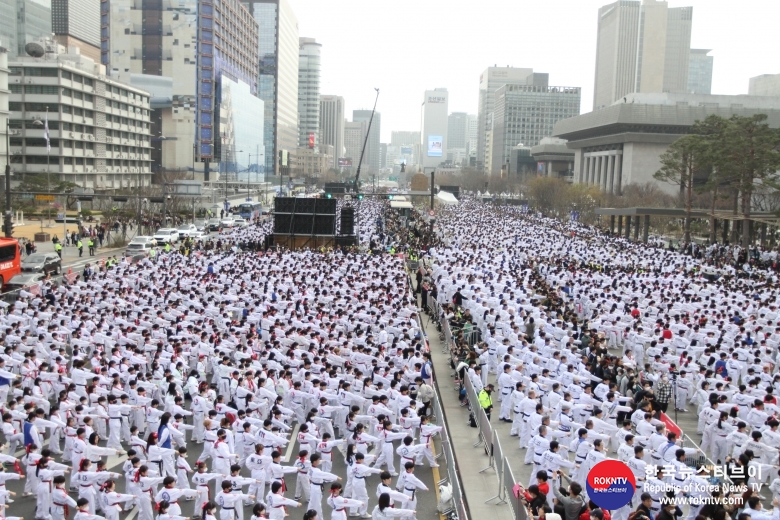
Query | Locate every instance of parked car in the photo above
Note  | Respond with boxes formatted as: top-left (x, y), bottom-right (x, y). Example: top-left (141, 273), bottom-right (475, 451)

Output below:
top-left (177, 224), bottom-right (198, 238)
top-left (21, 252), bottom-right (61, 275)
top-left (153, 228), bottom-right (180, 245)
top-left (233, 218), bottom-right (248, 228)
top-left (207, 218), bottom-right (222, 232)
top-left (125, 242), bottom-right (154, 257)
top-left (130, 236), bottom-right (155, 245)
top-left (220, 217), bottom-right (235, 229)
top-left (194, 219), bottom-right (208, 232)
top-left (3, 272), bottom-right (46, 293)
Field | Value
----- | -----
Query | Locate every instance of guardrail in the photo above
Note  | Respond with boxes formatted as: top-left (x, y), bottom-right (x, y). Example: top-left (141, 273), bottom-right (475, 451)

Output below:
top-left (407, 268), bottom-right (470, 520)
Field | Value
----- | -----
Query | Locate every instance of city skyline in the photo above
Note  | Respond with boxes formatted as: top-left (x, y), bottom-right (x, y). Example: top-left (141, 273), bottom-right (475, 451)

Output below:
top-left (292, 0), bottom-right (780, 142)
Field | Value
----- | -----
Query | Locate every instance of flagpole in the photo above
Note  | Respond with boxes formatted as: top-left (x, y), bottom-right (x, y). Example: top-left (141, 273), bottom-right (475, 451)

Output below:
top-left (45, 106), bottom-right (50, 227)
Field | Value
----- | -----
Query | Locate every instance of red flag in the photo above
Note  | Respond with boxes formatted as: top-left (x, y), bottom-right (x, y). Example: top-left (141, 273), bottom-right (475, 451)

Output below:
top-left (65, 272), bottom-right (78, 284)
top-left (29, 283), bottom-right (41, 296)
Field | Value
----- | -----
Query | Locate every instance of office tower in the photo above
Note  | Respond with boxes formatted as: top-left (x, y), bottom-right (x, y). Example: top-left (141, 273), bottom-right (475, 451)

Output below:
top-left (101, 0), bottom-right (199, 177)
top-left (52, 0), bottom-right (100, 61)
top-left (8, 43), bottom-right (152, 189)
top-left (103, 0), bottom-right (260, 181)
top-left (477, 66), bottom-right (541, 172)
top-left (491, 84), bottom-right (580, 175)
top-left (593, 0), bottom-right (693, 110)
top-left (448, 112), bottom-right (468, 149)
top-left (749, 74), bottom-right (780, 97)
top-left (467, 114), bottom-right (478, 159)
top-left (344, 120), bottom-right (366, 167)
top-left (244, 0), bottom-right (298, 174)
top-left (194, 0), bottom-right (260, 179)
top-left (391, 131), bottom-right (420, 147)
top-left (420, 88), bottom-right (448, 169)
top-left (352, 109), bottom-right (380, 173)
top-left (0, 0), bottom-right (51, 59)
top-left (298, 37), bottom-right (320, 148)
top-left (0, 47), bottom-right (8, 176)
top-left (319, 95), bottom-right (344, 167)
top-left (688, 49), bottom-right (713, 94)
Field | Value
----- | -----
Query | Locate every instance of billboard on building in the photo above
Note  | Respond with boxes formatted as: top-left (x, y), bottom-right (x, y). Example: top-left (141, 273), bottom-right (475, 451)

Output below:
top-left (537, 162), bottom-right (545, 174)
top-left (427, 136), bottom-right (443, 157)
top-left (338, 158), bottom-right (353, 167)
top-left (308, 132), bottom-right (315, 149)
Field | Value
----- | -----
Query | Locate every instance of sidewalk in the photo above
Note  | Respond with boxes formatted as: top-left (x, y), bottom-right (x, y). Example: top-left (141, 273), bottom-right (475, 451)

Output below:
top-left (425, 311), bottom-right (515, 520)
top-left (18, 223), bottom-right (139, 264)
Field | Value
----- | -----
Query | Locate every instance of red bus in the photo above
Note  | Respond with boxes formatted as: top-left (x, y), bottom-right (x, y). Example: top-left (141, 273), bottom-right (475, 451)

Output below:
top-left (0, 238), bottom-right (21, 287)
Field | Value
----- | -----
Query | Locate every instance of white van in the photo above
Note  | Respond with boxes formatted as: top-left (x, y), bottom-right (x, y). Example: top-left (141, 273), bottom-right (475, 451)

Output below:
top-left (125, 242), bottom-right (154, 257)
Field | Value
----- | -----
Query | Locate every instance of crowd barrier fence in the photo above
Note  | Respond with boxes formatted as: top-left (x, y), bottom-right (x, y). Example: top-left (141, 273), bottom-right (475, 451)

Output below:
top-left (409, 268), bottom-right (470, 520)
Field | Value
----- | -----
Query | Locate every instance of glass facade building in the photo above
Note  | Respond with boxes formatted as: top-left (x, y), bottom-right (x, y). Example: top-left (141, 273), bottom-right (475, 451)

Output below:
top-left (244, 0), bottom-right (298, 175)
top-left (219, 75), bottom-right (264, 181)
top-left (0, 0), bottom-right (52, 59)
top-left (298, 37), bottom-right (320, 148)
top-left (687, 49), bottom-right (713, 95)
top-left (490, 85), bottom-right (581, 174)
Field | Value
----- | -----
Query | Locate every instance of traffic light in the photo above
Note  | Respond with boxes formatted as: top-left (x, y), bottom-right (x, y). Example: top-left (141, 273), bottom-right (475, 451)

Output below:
top-left (357, 194), bottom-right (364, 200)
top-left (325, 193), bottom-right (332, 199)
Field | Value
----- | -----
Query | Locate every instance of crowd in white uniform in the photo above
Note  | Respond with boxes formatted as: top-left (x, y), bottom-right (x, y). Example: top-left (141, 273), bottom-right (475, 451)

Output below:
top-left (424, 199), bottom-right (780, 520)
top-left (0, 200), bottom-right (441, 520)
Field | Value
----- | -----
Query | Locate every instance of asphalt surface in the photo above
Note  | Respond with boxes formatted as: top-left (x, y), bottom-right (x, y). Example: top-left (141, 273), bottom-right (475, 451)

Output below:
top-left (1, 233), bottom-right (447, 520)
top-left (1, 412), bottom-right (445, 520)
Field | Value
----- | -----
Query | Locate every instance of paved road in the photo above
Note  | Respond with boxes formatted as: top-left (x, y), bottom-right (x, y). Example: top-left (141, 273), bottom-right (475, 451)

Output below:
top-left (0, 246), bottom-right (448, 520)
top-left (1, 411), bottom-right (446, 520)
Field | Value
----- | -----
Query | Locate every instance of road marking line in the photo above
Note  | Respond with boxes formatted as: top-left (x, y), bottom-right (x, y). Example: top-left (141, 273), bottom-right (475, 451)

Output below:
top-left (283, 425), bottom-right (299, 463)
top-left (431, 439), bottom-right (444, 520)
top-left (125, 506), bottom-right (139, 520)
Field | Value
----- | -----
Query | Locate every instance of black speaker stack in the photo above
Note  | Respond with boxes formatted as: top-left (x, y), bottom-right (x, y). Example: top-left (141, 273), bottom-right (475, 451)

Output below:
top-left (273, 198), bottom-right (336, 236)
top-left (340, 207), bottom-right (355, 235)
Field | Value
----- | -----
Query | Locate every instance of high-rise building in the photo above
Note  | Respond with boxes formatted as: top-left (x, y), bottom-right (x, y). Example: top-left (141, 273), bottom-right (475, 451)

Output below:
top-left (344, 120), bottom-right (366, 168)
top-left (688, 49), bottom-right (713, 94)
top-left (103, 0), bottom-right (261, 181)
top-left (243, 0), bottom-right (298, 174)
top-left (491, 84), bottom-right (581, 175)
top-left (102, 0), bottom-right (198, 178)
top-left (447, 112), bottom-right (468, 149)
top-left (477, 67), bottom-right (542, 172)
top-left (8, 42), bottom-right (153, 189)
top-left (390, 131), bottom-right (420, 147)
top-left (319, 95), bottom-right (344, 168)
top-left (298, 37), bottom-right (320, 148)
top-left (0, 46), bottom-right (8, 177)
top-left (420, 88), bottom-right (448, 169)
top-left (353, 109), bottom-right (380, 173)
top-left (749, 74), bottom-right (780, 97)
top-left (467, 114), bottom-right (478, 159)
top-left (52, 0), bottom-right (100, 61)
top-left (0, 0), bottom-right (51, 60)
top-left (194, 0), bottom-right (260, 181)
top-left (593, 0), bottom-right (692, 110)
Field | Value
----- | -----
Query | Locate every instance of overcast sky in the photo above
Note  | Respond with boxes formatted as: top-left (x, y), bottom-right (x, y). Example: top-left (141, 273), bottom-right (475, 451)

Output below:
top-left (292, 0), bottom-right (780, 143)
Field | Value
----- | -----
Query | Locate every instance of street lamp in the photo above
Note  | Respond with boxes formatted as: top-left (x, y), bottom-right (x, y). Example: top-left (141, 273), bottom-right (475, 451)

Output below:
top-left (32, 108), bottom-right (52, 226)
top-left (246, 152), bottom-right (252, 202)
top-left (4, 120), bottom-right (19, 238)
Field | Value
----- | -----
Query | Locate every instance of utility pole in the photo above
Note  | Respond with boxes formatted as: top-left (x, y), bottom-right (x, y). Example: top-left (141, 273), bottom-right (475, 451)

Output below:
top-left (4, 119), bottom-right (12, 238)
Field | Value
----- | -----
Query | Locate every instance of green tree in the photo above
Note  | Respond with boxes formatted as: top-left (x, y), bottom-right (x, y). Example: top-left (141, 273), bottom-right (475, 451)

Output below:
top-left (654, 134), bottom-right (711, 244)
top-left (17, 174), bottom-right (78, 194)
top-left (722, 114), bottom-right (780, 248)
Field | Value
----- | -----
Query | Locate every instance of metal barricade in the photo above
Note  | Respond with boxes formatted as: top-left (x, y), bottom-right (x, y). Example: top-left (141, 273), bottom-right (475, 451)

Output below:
top-left (432, 368), bottom-right (470, 520)
top-left (478, 405), bottom-right (493, 455)
top-left (463, 376), bottom-right (485, 447)
top-left (484, 429), bottom-right (506, 503)
top-left (504, 457), bottom-right (529, 520)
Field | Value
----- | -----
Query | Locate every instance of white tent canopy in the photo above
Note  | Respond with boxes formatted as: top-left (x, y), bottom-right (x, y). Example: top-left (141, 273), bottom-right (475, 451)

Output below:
top-left (437, 191), bottom-right (459, 206)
